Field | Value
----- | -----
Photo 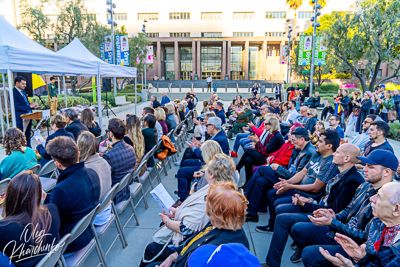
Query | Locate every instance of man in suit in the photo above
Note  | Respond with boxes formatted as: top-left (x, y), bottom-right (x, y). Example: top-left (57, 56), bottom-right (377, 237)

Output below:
top-left (274, 83), bottom-right (282, 102)
top-left (13, 76), bottom-right (39, 147)
top-left (151, 95), bottom-right (161, 109)
top-left (102, 118), bottom-right (136, 203)
top-left (214, 101), bottom-right (226, 125)
top-left (64, 108), bottom-right (89, 140)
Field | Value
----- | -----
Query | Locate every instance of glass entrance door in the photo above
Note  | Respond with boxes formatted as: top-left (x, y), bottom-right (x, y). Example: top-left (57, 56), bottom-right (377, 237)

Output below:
top-left (201, 46), bottom-right (222, 80)
top-left (181, 71), bottom-right (191, 80)
top-left (201, 71), bottom-right (221, 80)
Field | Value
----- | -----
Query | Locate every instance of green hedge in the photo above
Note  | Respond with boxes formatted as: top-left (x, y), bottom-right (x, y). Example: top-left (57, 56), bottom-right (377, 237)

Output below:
top-left (78, 92), bottom-right (141, 107)
top-left (120, 84), bottom-right (142, 93)
top-left (388, 122), bottom-right (400, 140)
top-left (31, 95), bottom-right (90, 109)
top-left (284, 82), bottom-right (340, 93)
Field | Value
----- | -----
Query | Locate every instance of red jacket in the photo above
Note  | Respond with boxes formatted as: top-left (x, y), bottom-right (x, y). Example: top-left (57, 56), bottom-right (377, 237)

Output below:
top-left (268, 141), bottom-right (294, 168)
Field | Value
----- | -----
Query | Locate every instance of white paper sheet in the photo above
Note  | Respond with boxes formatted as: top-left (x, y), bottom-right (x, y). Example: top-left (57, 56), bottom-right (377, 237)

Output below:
top-left (33, 129), bottom-right (46, 146)
top-left (150, 184), bottom-right (175, 215)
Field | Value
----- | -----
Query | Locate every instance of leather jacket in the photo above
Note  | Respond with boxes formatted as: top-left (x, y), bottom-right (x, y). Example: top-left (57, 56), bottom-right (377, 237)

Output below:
top-left (328, 182), bottom-right (379, 243)
top-left (274, 141), bottom-right (315, 179)
top-left (356, 218), bottom-right (400, 267)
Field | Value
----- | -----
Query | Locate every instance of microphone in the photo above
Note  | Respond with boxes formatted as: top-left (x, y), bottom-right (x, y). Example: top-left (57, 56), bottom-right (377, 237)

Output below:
top-left (33, 92), bottom-right (48, 109)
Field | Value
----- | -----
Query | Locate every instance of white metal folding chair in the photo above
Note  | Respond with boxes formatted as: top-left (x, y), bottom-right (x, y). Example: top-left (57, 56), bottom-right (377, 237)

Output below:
top-left (28, 164), bottom-right (41, 174)
top-left (38, 160), bottom-right (59, 192)
top-left (35, 234), bottom-right (71, 267)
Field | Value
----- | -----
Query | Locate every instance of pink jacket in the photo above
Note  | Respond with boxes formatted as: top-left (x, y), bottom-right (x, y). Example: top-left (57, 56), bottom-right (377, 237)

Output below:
top-left (251, 122), bottom-right (265, 137)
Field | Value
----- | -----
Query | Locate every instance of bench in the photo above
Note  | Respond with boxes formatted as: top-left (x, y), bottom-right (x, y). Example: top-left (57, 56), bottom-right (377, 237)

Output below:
top-left (115, 96), bottom-right (131, 106)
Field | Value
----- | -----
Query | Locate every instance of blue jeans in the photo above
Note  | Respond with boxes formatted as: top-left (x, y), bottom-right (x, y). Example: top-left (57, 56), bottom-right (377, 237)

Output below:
top-left (267, 189), bottom-right (296, 228)
top-left (302, 245), bottom-right (347, 267)
top-left (380, 112), bottom-right (388, 123)
top-left (291, 223), bottom-right (335, 250)
top-left (232, 133), bottom-right (251, 152)
top-left (244, 165), bottom-right (279, 216)
top-left (177, 160), bottom-right (202, 200)
top-left (266, 213), bottom-right (311, 267)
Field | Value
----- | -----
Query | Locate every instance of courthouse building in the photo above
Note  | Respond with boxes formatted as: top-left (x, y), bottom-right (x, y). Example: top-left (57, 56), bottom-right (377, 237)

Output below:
top-left (1, 0), bottom-right (354, 81)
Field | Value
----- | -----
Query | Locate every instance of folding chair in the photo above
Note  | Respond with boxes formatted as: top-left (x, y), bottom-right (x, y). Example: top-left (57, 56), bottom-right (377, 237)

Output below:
top-left (132, 159), bottom-right (153, 190)
top-left (35, 234), bottom-right (71, 267)
top-left (61, 205), bottom-right (105, 267)
top-left (91, 183), bottom-right (127, 263)
top-left (38, 160), bottom-right (59, 192)
top-left (96, 135), bottom-right (102, 145)
top-left (114, 173), bottom-right (142, 227)
top-left (129, 162), bottom-right (150, 209)
top-left (145, 145), bottom-right (162, 185)
top-left (0, 178), bottom-right (11, 214)
top-left (28, 164), bottom-right (41, 174)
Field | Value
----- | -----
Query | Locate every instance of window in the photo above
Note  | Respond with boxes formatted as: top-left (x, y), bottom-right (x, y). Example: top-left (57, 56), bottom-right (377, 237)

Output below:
top-left (170, 32), bottom-right (190, 37)
top-left (298, 11), bottom-right (313, 19)
top-left (201, 12), bottom-right (222, 20)
top-left (87, 14), bottom-right (96, 21)
top-left (146, 33), bottom-right (159, 38)
top-left (47, 15), bottom-right (59, 22)
top-left (297, 32), bottom-right (305, 36)
top-left (265, 12), bottom-right (287, 19)
top-left (267, 49), bottom-right (280, 57)
top-left (233, 32), bottom-right (253, 37)
top-left (169, 12), bottom-right (190, 20)
top-left (164, 47), bottom-right (175, 80)
top-left (201, 32), bottom-right (222, 37)
top-left (107, 13), bottom-right (127, 20)
top-left (233, 12), bottom-right (254, 19)
top-left (265, 32), bottom-right (286, 37)
top-left (138, 13), bottom-right (158, 20)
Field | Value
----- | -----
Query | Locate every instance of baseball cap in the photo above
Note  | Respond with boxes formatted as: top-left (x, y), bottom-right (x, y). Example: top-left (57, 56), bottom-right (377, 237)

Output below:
top-left (379, 84), bottom-right (386, 88)
top-left (188, 244), bottom-right (260, 267)
top-left (357, 149), bottom-right (398, 171)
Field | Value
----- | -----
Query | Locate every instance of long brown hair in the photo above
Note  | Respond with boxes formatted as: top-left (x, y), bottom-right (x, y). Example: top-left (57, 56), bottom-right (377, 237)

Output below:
top-left (77, 131), bottom-right (98, 162)
top-left (3, 128), bottom-right (26, 155)
top-left (2, 171), bottom-right (52, 241)
top-left (80, 108), bottom-right (96, 129)
top-left (126, 114), bottom-right (145, 159)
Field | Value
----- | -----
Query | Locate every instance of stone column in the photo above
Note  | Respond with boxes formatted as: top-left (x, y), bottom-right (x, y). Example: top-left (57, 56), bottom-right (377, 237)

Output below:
top-left (197, 41), bottom-right (201, 78)
top-left (222, 41), bottom-right (227, 79)
top-left (192, 41), bottom-right (196, 80)
top-left (244, 41), bottom-right (249, 80)
top-left (174, 41), bottom-right (179, 80)
top-left (157, 41), bottom-right (162, 78)
top-left (227, 41), bottom-right (231, 79)
top-left (261, 40), bottom-right (267, 80)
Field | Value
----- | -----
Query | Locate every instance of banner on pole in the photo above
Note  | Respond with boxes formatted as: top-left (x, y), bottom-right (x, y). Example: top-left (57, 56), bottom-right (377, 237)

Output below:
top-left (116, 35), bottom-right (130, 66)
top-left (104, 35), bottom-right (113, 64)
top-left (280, 45), bottom-right (288, 64)
top-left (100, 43), bottom-right (105, 61)
top-left (136, 45), bottom-right (154, 65)
top-left (92, 77), bottom-right (96, 103)
top-left (298, 35), bottom-right (326, 66)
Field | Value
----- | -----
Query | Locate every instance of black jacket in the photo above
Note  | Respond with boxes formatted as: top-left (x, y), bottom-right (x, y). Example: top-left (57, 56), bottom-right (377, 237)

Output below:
top-left (45, 162), bottom-right (100, 253)
top-left (303, 166), bottom-right (364, 213)
top-left (328, 182), bottom-right (379, 243)
top-left (174, 223), bottom-right (249, 267)
top-left (88, 121), bottom-right (101, 137)
top-left (65, 119), bottom-right (89, 140)
top-left (305, 117), bottom-right (318, 134)
top-left (310, 96), bottom-right (321, 108)
top-left (340, 95), bottom-right (351, 111)
top-left (275, 141), bottom-right (315, 179)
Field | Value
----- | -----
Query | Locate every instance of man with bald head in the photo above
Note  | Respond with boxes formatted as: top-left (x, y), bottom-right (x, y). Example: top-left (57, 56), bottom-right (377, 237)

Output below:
top-left (296, 149), bottom-right (398, 266)
top-left (265, 143), bottom-right (365, 267)
top-left (321, 181), bottom-right (400, 267)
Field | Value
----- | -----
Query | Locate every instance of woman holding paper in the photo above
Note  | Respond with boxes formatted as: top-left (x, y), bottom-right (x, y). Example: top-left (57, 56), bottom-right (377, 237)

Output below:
top-left (0, 128), bottom-right (38, 180)
top-left (36, 114), bottom-right (75, 167)
top-left (140, 154), bottom-right (238, 267)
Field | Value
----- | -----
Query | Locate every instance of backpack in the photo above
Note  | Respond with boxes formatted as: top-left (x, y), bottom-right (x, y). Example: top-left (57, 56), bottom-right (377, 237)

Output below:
top-left (156, 135), bottom-right (177, 160)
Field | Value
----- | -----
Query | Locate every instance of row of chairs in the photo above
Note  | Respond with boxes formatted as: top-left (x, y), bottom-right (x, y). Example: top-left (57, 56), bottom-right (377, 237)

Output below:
top-left (28, 110), bottom-right (195, 266)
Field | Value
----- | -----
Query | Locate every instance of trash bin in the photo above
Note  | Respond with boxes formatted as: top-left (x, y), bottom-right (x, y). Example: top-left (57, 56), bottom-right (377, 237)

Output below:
top-left (225, 74), bottom-right (229, 80)
top-left (194, 74), bottom-right (198, 80)
top-left (213, 83), bottom-right (217, 92)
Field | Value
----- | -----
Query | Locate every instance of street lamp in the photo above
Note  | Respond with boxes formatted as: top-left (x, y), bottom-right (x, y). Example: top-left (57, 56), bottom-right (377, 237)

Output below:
top-left (142, 20), bottom-right (147, 94)
top-left (106, 0), bottom-right (118, 97)
top-left (309, 0), bottom-right (322, 96)
top-left (286, 21), bottom-right (293, 86)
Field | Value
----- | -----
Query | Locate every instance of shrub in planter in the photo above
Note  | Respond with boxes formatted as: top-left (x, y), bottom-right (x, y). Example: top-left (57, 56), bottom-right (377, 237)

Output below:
top-left (387, 122), bottom-right (400, 140)
top-left (31, 96), bottom-right (91, 109)
top-left (121, 84), bottom-right (142, 93)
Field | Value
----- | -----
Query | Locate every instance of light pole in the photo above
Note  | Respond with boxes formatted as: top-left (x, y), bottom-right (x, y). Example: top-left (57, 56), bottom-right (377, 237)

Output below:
top-left (106, 0), bottom-right (118, 98)
top-left (286, 24), bottom-right (293, 85)
top-left (142, 20), bottom-right (147, 94)
top-left (309, 0), bottom-right (322, 96)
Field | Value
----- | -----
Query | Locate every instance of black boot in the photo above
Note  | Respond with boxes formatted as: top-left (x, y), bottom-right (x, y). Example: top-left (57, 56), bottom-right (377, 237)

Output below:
top-left (290, 247), bottom-right (302, 263)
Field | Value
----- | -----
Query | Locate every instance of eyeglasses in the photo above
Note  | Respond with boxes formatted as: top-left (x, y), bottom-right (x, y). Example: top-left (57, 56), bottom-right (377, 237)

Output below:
top-left (363, 120), bottom-right (371, 124)
top-left (204, 195), bottom-right (207, 201)
top-left (307, 113), bottom-right (312, 115)
top-left (206, 124), bottom-right (213, 127)
top-left (264, 122), bottom-right (271, 126)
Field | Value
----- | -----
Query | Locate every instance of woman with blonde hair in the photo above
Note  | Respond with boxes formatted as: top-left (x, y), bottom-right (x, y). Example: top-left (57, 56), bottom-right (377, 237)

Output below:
top-left (236, 116), bottom-right (284, 185)
top-left (154, 108), bottom-right (168, 135)
top-left (145, 182), bottom-right (249, 267)
top-left (177, 103), bottom-right (186, 122)
top-left (140, 156), bottom-right (241, 267)
top-left (165, 103), bottom-right (178, 131)
top-left (310, 121), bottom-right (325, 145)
top-left (304, 108), bottom-right (319, 134)
top-left (0, 128), bottom-right (38, 179)
top-left (124, 114), bottom-right (147, 175)
top-left (77, 131), bottom-right (112, 225)
top-left (80, 107), bottom-right (101, 137)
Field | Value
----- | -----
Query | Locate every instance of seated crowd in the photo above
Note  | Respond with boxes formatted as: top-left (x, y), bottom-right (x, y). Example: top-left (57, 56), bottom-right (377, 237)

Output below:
top-left (0, 87), bottom-right (400, 267)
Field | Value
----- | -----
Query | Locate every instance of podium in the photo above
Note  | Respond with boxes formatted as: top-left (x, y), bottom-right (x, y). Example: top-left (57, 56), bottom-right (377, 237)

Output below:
top-left (20, 111), bottom-right (44, 121)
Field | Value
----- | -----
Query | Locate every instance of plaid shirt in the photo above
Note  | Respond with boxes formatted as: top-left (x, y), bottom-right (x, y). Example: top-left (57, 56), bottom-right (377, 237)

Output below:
top-left (102, 141), bottom-right (136, 203)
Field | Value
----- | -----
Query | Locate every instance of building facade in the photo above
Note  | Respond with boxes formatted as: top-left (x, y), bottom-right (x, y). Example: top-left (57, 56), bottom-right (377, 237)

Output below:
top-left (1, 0), bottom-right (357, 81)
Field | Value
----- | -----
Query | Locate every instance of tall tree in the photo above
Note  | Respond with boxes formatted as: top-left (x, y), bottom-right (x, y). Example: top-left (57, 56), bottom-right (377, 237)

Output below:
top-left (17, 0), bottom-right (49, 45)
top-left (321, 0), bottom-right (400, 91)
top-left (129, 32), bottom-right (154, 77)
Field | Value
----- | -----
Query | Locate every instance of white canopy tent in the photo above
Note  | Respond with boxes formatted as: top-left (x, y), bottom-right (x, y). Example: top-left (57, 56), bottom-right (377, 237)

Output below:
top-left (0, 16), bottom-right (136, 135)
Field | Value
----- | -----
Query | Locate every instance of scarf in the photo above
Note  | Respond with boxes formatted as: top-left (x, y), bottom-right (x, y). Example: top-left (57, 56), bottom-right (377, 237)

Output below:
top-left (172, 184), bottom-right (210, 247)
top-left (260, 130), bottom-right (270, 145)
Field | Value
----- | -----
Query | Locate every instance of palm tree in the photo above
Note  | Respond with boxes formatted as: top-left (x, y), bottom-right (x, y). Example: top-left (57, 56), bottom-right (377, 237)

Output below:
top-left (286, 0), bottom-right (303, 34)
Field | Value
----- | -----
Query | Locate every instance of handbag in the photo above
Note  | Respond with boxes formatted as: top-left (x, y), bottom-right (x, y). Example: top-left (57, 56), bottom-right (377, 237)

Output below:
top-left (142, 224), bottom-right (175, 263)
top-left (353, 107), bottom-right (360, 116)
top-left (388, 110), bottom-right (397, 121)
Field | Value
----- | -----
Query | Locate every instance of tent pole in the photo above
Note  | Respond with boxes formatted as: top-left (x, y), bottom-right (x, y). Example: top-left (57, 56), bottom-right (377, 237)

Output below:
top-left (0, 75), bottom-right (5, 137)
top-left (7, 70), bottom-right (16, 128)
top-left (113, 77), bottom-right (117, 98)
top-left (2, 74), bottom-right (9, 129)
top-left (63, 76), bottom-right (67, 108)
top-left (96, 74), bottom-right (103, 134)
top-left (57, 77), bottom-right (61, 95)
top-left (135, 76), bottom-right (137, 115)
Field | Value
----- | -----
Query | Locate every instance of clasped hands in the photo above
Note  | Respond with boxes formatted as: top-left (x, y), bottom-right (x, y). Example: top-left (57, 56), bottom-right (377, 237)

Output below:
top-left (187, 137), bottom-right (200, 149)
